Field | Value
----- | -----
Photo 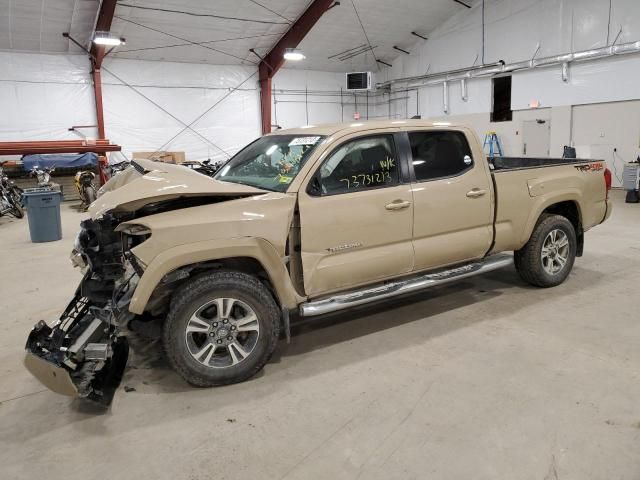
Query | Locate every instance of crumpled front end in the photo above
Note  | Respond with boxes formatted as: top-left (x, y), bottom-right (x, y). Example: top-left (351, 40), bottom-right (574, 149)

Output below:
top-left (24, 215), bottom-right (141, 405)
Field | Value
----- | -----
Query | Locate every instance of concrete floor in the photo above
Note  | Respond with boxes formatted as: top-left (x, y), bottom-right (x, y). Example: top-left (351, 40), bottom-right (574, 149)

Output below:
top-left (0, 191), bottom-right (639, 480)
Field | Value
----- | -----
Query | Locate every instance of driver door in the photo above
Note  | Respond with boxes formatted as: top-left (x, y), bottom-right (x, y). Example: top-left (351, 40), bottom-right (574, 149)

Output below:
top-left (297, 132), bottom-right (415, 297)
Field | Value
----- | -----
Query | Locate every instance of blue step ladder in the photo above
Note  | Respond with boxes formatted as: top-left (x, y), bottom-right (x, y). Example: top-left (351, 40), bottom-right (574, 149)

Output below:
top-left (483, 132), bottom-right (503, 158)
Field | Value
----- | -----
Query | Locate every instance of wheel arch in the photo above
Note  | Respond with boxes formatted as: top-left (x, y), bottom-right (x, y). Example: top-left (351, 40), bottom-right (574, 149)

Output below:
top-left (541, 200), bottom-right (583, 256)
top-left (521, 197), bottom-right (584, 255)
top-left (128, 237), bottom-right (304, 315)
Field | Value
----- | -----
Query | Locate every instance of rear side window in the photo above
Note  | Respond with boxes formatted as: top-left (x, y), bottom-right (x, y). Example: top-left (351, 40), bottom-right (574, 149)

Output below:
top-left (409, 131), bottom-right (473, 182)
top-left (315, 135), bottom-right (399, 195)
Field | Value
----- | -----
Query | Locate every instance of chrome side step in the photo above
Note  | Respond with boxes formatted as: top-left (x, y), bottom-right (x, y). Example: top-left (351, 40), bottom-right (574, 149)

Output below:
top-left (299, 254), bottom-right (513, 317)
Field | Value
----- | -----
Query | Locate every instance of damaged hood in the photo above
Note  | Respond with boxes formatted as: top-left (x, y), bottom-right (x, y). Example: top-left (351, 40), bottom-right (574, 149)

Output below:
top-left (90, 158), bottom-right (267, 218)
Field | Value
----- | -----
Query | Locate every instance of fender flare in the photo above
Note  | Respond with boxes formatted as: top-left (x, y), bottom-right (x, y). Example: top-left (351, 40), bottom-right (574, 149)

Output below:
top-left (128, 237), bottom-right (304, 314)
top-left (519, 191), bottom-right (583, 247)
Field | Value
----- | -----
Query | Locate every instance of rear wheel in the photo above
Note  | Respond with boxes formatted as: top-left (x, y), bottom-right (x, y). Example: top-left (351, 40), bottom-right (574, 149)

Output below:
top-left (9, 187), bottom-right (23, 218)
top-left (163, 271), bottom-right (280, 387)
top-left (84, 185), bottom-right (97, 205)
top-left (515, 214), bottom-right (576, 287)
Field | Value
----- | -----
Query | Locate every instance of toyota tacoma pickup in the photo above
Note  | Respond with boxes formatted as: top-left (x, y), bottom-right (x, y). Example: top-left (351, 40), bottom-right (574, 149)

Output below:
top-left (24, 120), bottom-right (612, 404)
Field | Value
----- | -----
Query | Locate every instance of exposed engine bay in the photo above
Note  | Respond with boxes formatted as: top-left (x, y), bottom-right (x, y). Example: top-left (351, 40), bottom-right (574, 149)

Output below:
top-left (23, 193), bottom-right (254, 405)
top-left (25, 215), bottom-right (137, 405)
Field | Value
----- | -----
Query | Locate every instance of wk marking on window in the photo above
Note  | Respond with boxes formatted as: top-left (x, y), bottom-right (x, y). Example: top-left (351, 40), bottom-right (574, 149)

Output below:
top-left (379, 157), bottom-right (395, 169)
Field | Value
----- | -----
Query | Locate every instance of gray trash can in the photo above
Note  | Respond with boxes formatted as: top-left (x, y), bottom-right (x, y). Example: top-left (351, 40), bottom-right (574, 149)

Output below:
top-left (23, 188), bottom-right (63, 243)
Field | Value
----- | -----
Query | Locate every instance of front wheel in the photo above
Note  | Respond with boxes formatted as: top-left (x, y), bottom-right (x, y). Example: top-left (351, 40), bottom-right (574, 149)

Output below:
top-left (515, 214), bottom-right (577, 288)
top-left (163, 271), bottom-right (280, 387)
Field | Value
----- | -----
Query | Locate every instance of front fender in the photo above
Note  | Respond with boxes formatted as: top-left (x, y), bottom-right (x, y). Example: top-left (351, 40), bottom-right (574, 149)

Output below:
top-left (128, 237), bottom-right (304, 314)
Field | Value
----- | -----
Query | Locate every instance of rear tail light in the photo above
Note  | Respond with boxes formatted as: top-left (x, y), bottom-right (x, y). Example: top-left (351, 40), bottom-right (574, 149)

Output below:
top-left (604, 168), bottom-right (612, 198)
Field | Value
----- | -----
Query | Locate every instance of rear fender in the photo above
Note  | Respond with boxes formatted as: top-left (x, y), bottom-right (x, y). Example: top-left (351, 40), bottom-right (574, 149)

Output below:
top-left (520, 192), bottom-right (583, 247)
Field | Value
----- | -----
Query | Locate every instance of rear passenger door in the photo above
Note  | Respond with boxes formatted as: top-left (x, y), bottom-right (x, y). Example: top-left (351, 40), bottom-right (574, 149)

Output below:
top-left (407, 129), bottom-right (493, 271)
top-left (298, 132), bottom-right (415, 296)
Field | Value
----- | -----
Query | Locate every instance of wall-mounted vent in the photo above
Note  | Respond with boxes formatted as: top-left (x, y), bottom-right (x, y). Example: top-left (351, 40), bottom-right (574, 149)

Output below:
top-left (346, 72), bottom-right (372, 91)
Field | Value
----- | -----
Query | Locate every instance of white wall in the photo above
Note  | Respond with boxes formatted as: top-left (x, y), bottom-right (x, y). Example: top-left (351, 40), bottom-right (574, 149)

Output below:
top-left (101, 58), bottom-right (260, 162)
top-left (0, 52), bottom-right (96, 142)
top-left (376, 0), bottom-right (640, 186)
top-left (0, 52), bottom-right (351, 162)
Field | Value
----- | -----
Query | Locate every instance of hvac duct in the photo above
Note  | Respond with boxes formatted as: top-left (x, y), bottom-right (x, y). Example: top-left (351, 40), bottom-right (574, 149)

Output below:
top-left (461, 78), bottom-right (468, 101)
top-left (443, 81), bottom-right (449, 113)
top-left (377, 40), bottom-right (640, 89)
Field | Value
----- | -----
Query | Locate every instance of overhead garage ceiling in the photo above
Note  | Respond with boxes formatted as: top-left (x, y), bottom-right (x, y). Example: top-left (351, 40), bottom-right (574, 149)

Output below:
top-left (0, 0), bottom-right (475, 72)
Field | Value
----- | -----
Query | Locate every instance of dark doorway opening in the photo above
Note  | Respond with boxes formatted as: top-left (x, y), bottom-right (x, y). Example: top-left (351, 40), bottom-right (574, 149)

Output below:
top-left (491, 75), bottom-right (512, 122)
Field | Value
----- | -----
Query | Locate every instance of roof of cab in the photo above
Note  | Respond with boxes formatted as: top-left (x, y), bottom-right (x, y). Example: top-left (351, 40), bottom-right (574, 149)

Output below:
top-left (266, 119), bottom-right (462, 137)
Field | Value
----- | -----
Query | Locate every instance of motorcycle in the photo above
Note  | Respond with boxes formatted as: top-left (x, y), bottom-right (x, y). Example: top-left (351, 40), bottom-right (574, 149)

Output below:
top-left (0, 162), bottom-right (24, 219)
top-left (182, 159), bottom-right (224, 178)
top-left (30, 166), bottom-right (63, 194)
top-left (74, 170), bottom-right (98, 210)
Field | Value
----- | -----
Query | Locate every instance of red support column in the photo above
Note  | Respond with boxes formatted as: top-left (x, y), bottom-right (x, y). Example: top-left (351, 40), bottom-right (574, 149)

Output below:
top-left (89, 0), bottom-right (117, 184)
top-left (259, 64), bottom-right (272, 135)
top-left (258, 0), bottom-right (334, 134)
top-left (92, 68), bottom-right (106, 140)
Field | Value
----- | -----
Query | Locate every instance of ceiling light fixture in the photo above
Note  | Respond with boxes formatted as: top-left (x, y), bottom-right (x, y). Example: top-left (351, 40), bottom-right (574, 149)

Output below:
top-left (283, 48), bottom-right (305, 61)
top-left (93, 31), bottom-right (126, 46)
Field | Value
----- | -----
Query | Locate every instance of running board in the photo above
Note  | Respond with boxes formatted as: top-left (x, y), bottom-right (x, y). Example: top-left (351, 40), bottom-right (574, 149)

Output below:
top-left (299, 254), bottom-right (513, 317)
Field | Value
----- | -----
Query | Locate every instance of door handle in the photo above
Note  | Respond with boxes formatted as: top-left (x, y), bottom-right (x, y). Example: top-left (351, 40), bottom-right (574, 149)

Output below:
top-left (466, 189), bottom-right (487, 198)
top-left (385, 200), bottom-right (411, 211)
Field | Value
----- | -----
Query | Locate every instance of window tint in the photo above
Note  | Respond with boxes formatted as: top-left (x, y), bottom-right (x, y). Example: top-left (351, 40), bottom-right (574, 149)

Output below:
top-left (408, 131), bottom-right (473, 181)
top-left (316, 135), bottom-right (399, 195)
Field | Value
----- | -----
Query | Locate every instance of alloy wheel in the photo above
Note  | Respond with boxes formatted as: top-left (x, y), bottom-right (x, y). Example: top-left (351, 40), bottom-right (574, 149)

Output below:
top-left (184, 297), bottom-right (260, 368)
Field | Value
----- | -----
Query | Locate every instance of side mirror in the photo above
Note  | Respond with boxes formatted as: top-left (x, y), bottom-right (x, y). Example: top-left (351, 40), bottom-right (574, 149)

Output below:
top-left (308, 175), bottom-right (322, 196)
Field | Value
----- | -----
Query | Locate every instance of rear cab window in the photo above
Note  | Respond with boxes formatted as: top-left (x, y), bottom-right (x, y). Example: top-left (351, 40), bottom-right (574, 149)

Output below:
top-left (408, 131), bottom-right (473, 182)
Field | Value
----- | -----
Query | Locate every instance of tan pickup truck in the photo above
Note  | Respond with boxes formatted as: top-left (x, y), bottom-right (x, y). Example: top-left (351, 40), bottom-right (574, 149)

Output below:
top-left (24, 120), bottom-right (612, 404)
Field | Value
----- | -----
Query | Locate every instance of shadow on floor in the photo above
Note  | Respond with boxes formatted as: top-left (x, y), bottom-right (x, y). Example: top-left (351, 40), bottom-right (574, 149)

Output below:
top-left (119, 264), bottom-right (606, 397)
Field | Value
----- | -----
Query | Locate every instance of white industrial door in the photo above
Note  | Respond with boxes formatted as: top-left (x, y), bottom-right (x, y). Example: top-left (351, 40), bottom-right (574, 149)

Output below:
top-left (522, 120), bottom-right (551, 157)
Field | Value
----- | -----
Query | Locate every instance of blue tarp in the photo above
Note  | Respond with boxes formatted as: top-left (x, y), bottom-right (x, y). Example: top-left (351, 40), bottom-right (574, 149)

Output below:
top-left (22, 153), bottom-right (98, 171)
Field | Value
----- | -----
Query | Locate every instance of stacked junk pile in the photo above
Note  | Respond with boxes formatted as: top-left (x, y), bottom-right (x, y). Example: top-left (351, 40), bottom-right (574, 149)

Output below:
top-left (0, 139), bottom-right (121, 242)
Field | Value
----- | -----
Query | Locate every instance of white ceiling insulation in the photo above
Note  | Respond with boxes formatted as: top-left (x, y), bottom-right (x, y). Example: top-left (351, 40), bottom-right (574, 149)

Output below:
top-left (0, 0), bottom-right (476, 72)
top-left (0, 0), bottom-right (97, 53)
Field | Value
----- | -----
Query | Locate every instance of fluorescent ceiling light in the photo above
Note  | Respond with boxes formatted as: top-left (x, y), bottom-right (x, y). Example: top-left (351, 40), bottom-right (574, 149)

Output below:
top-left (284, 48), bottom-right (305, 61)
top-left (93, 31), bottom-right (125, 46)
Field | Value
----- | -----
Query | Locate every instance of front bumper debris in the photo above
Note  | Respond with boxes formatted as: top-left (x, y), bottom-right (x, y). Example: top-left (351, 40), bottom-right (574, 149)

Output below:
top-left (24, 292), bottom-right (130, 406)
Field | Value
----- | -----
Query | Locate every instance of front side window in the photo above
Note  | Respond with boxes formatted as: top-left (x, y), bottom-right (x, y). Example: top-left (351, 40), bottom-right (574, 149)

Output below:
top-left (215, 135), bottom-right (324, 192)
top-left (313, 135), bottom-right (399, 195)
top-left (409, 131), bottom-right (473, 182)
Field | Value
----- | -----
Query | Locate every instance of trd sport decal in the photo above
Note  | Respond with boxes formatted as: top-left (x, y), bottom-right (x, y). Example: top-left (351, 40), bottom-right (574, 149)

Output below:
top-left (574, 162), bottom-right (604, 172)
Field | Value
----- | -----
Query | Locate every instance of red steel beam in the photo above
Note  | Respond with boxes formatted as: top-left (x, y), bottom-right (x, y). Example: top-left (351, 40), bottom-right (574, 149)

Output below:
top-left (89, 0), bottom-right (117, 142)
top-left (92, 68), bottom-right (106, 140)
top-left (89, 0), bottom-right (118, 184)
top-left (0, 146), bottom-right (121, 156)
top-left (259, 0), bottom-right (334, 134)
top-left (0, 140), bottom-right (121, 156)
top-left (90, 0), bottom-right (118, 69)
top-left (0, 140), bottom-right (115, 146)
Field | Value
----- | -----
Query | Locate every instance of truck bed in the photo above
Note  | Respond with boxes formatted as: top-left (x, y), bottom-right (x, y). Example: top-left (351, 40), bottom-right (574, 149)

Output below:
top-left (488, 156), bottom-right (609, 254)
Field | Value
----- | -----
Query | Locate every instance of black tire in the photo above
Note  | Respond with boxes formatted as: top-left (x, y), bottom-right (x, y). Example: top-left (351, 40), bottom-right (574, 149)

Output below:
top-left (9, 188), bottom-right (24, 218)
top-left (84, 186), bottom-right (97, 205)
top-left (163, 271), bottom-right (280, 387)
top-left (514, 214), bottom-right (577, 288)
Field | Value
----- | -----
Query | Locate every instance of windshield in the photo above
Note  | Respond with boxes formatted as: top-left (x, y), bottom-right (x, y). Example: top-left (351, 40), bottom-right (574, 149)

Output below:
top-left (215, 134), bottom-right (325, 192)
